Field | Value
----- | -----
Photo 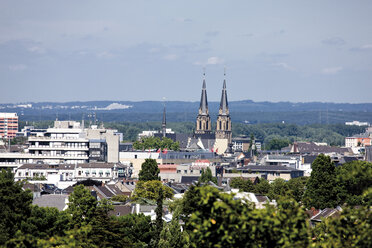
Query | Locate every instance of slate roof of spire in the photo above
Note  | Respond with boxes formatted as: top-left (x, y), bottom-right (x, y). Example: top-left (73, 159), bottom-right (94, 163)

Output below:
top-left (162, 106), bottom-right (166, 125)
top-left (219, 79), bottom-right (228, 115)
top-left (199, 79), bottom-right (209, 115)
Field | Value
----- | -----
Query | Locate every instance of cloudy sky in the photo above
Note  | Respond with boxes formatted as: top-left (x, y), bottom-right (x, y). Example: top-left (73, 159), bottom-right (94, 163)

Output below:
top-left (1, 0), bottom-right (372, 103)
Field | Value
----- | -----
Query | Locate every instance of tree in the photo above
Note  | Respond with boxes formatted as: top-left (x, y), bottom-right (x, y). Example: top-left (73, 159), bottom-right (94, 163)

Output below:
top-left (303, 154), bottom-right (340, 209)
top-left (312, 206), bottom-right (372, 247)
top-left (268, 178), bottom-right (290, 200)
top-left (265, 138), bottom-right (290, 150)
top-left (199, 167), bottom-right (217, 184)
top-left (336, 161), bottom-right (372, 206)
top-left (0, 169), bottom-right (33, 245)
top-left (110, 194), bottom-right (129, 203)
top-left (287, 177), bottom-right (308, 203)
top-left (154, 186), bottom-right (164, 246)
top-left (159, 207), bottom-right (189, 248)
top-left (253, 178), bottom-right (271, 195)
top-left (138, 158), bottom-right (160, 181)
top-left (132, 180), bottom-right (174, 201)
top-left (133, 136), bottom-right (180, 151)
top-left (186, 185), bottom-right (309, 247)
top-left (36, 225), bottom-right (99, 248)
top-left (116, 214), bottom-right (155, 246)
top-left (230, 178), bottom-right (254, 192)
top-left (20, 205), bottom-right (70, 240)
top-left (67, 185), bottom-right (98, 228)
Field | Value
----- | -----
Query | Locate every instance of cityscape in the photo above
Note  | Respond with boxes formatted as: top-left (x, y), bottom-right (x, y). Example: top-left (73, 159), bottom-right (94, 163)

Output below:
top-left (1, 1), bottom-right (371, 247)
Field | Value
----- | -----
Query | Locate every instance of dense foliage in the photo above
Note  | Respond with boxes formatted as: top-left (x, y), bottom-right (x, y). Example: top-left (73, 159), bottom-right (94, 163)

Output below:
top-left (303, 154), bottom-right (340, 209)
top-left (199, 167), bottom-right (218, 184)
top-left (132, 180), bottom-right (174, 201)
top-left (183, 185), bottom-right (310, 248)
top-left (230, 177), bottom-right (308, 203)
top-left (1, 157), bottom-right (371, 247)
top-left (18, 121), bottom-right (366, 148)
top-left (230, 158), bottom-right (372, 208)
top-left (0, 169), bottom-right (33, 244)
top-left (133, 136), bottom-right (180, 151)
top-left (109, 122), bottom-right (365, 147)
top-left (138, 158), bottom-right (160, 181)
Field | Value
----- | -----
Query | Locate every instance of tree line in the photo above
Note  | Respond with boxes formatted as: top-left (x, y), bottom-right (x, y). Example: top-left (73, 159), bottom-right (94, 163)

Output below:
top-left (1, 156), bottom-right (371, 247)
top-left (18, 121), bottom-right (365, 147)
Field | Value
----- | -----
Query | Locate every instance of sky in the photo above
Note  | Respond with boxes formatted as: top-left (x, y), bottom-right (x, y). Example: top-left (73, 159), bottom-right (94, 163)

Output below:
top-left (1, 0), bottom-right (372, 104)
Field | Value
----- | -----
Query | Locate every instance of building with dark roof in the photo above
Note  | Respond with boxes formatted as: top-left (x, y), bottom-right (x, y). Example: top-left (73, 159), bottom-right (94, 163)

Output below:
top-left (226, 165), bottom-right (304, 181)
top-left (290, 142), bottom-right (351, 155)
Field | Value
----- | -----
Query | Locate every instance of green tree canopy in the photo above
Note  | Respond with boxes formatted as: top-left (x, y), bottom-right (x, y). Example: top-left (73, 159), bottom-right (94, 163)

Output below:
top-left (66, 184), bottom-right (98, 228)
top-left (268, 178), bottom-right (290, 200)
top-left (304, 154), bottom-right (340, 209)
top-left (199, 167), bottom-right (217, 184)
top-left (138, 158), bottom-right (160, 181)
top-left (336, 160), bottom-right (372, 206)
top-left (133, 136), bottom-right (180, 151)
top-left (186, 185), bottom-right (309, 248)
top-left (312, 205), bottom-right (372, 247)
top-left (287, 176), bottom-right (308, 203)
top-left (253, 178), bottom-right (271, 195)
top-left (132, 180), bottom-right (174, 201)
top-left (0, 169), bottom-right (33, 244)
top-left (265, 137), bottom-right (291, 150)
top-left (230, 177), bottom-right (255, 192)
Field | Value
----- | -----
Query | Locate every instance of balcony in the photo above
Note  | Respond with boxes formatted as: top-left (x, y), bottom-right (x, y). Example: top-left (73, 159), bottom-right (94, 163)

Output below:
top-left (28, 136), bottom-right (88, 142)
top-left (28, 145), bottom-right (89, 151)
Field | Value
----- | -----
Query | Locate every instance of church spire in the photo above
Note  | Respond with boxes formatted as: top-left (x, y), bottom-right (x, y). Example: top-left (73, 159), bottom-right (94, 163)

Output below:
top-left (219, 69), bottom-right (229, 115)
top-left (199, 70), bottom-right (208, 115)
top-left (195, 69), bottom-right (211, 134)
top-left (216, 68), bottom-right (232, 143)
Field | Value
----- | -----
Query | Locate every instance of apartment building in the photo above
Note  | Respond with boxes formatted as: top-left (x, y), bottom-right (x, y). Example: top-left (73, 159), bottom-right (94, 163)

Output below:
top-left (28, 121), bottom-right (89, 164)
top-left (15, 162), bottom-right (128, 183)
top-left (0, 120), bottom-right (120, 167)
top-left (0, 113), bottom-right (18, 139)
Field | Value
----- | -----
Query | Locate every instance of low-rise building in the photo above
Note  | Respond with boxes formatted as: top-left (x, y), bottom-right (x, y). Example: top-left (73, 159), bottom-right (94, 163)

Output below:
top-left (15, 162), bottom-right (129, 186)
top-left (226, 165), bottom-right (304, 181)
top-left (345, 134), bottom-right (371, 148)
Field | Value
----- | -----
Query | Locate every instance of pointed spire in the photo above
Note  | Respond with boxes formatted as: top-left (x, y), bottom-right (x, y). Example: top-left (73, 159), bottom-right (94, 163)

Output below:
top-left (162, 106), bottom-right (166, 126)
top-left (219, 69), bottom-right (229, 115)
top-left (199, 69), bottom-right (208, 115)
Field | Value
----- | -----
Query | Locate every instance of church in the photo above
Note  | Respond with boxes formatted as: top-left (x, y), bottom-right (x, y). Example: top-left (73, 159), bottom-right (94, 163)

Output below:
top-left (156, 72), bottom-right (232, 155)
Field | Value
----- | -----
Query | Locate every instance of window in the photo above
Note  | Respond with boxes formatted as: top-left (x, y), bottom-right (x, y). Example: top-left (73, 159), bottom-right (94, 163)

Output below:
top-left (184, 170), bottom-right (187, 174)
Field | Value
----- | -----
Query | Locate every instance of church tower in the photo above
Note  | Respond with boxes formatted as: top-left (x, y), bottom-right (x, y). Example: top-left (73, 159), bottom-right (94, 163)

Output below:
top-left (195, 72), bottom-right (211, 134)
top-left (215, 72), bottom-right (232, 143)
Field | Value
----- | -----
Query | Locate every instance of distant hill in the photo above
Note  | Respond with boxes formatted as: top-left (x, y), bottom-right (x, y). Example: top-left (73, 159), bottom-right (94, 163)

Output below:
top-left (2, 100), bottom-right (372, 125)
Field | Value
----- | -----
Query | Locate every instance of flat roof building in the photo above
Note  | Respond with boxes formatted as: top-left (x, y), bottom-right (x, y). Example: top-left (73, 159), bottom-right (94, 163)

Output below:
top-left (0, 113), bottom-right (18, 139)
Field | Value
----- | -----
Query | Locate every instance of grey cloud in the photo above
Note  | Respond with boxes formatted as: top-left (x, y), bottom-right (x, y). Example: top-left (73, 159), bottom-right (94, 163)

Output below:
top-left (173, 17), bottom-right (192, 23)
top-left (322, 37), bottom-right (345, 46)
top-left (205, 31), bottom-right (219, 37)
top-left (243, 33), bottom-right (253, 37)
top-left (350, 44), bottom-right (372, 52)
